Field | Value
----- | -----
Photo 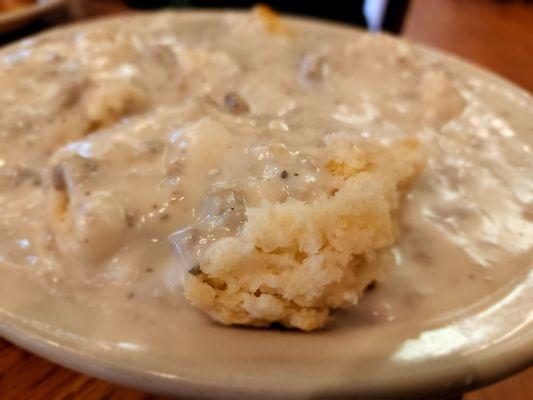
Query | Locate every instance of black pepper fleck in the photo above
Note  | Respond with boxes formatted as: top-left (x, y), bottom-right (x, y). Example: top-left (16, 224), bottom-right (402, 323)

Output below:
top-left (127, 292), bottom-right (135, 299)
top-left (144, 139), bottom-right (165, 155)
top-left (13, 167), bottom-right (42, 186)
top-left (51, 165), bottom-right (66, 191)
top-left (294, 173), bottom-right (299, 176)
top-left (167, 160), bottom-right (183, 175)
top-left (189, 265), bottom-right (201, 276)
top-left (85, 159), bottom-right (99, 172)
top-left (125, 212), bottom-right (136, 228)
top-left (280, 170), bottom-right (288, 179)
top-left (522, 206), bottom-right (533, 222)
top-left (223, 92), bottom-right (250, 114)
top-left (145, 267), bottom-right (154, 273)
top-left (159, 212), bottom-right (170, 221)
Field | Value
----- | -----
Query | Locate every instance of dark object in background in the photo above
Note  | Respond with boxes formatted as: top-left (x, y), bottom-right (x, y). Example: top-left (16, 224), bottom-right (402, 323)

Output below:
top-left (127, 0), bottom-right (410, 33)
top-left (191, 0), bottom-right (367, 28)
top-left (381, 0), bottom-right (410, 33)
top-left (125, 0), bottom-right (174, 8)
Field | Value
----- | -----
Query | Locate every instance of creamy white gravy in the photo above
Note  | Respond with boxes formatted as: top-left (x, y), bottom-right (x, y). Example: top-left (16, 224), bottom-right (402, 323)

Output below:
top-left (0, 12), bottom-right (531, 328)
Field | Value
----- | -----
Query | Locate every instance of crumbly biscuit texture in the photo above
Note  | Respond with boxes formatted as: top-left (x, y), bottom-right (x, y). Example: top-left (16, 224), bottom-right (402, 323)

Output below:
top-left (184, 136), bottom-right (424, 330)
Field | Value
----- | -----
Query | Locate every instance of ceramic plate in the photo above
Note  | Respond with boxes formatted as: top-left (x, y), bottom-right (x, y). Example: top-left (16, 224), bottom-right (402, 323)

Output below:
top-left (0, 12), bottom-right (531, 400)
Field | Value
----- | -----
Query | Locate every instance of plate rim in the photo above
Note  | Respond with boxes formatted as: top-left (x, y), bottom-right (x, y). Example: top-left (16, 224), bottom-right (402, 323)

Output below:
top-left (0, 9), bottom-right (532, 400)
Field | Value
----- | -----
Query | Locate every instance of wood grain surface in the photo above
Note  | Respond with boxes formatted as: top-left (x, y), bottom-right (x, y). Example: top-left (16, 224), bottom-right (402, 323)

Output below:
top-left (0, 0), bottom-right (531, 399)
top-left (403, 0), bottom-right (533, 93)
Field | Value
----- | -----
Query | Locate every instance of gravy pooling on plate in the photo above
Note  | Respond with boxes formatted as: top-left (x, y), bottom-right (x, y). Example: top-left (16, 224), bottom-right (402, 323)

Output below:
top-left (0, 9), bottom-right (531, 330)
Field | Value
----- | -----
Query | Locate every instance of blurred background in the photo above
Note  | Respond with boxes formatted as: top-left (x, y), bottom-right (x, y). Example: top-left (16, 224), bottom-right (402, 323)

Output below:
top-left (0, 0), bottom-right (531, 399)
top-left (1, 0), bottom-right (532, 90)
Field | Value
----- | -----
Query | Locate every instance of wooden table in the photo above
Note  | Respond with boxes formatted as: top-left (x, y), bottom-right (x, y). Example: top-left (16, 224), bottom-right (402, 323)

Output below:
top-left (0, 1), bottom-right (531, 399)
top-left (404, 0), bottom-right (533, 93)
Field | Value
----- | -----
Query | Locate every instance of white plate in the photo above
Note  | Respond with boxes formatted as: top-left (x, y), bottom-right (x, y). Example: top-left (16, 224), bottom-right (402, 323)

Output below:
top-left (0, 12), bottom-right (531, 400)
